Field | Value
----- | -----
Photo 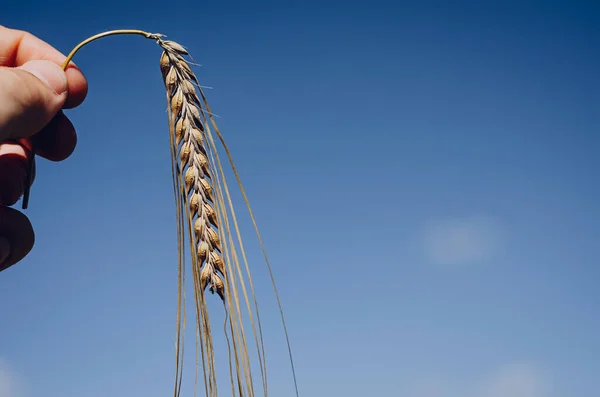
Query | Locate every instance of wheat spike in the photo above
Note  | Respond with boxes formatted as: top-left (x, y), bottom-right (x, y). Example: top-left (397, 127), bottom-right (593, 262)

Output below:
top-left (158, 37), bottom-right (267, 397)
top-left (46, 29), bottom-right (300, 397)
top-left (159, 41), bottom-right (225, 302)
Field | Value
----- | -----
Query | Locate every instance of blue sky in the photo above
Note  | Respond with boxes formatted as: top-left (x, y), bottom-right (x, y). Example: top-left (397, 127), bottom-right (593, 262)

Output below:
top-left (0, 0), bottom-right (599, 396)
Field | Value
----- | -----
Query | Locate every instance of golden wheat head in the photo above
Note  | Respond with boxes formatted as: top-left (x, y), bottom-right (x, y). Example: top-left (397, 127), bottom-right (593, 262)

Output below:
top-left (159, 39), bottom-right (226, 301)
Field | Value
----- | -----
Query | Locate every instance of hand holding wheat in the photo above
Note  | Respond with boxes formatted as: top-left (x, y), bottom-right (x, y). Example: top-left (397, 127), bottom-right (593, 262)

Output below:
top-left (0, 25), bottom-right (88, 272)
top-left (0, 26), bottom-right (299, 397)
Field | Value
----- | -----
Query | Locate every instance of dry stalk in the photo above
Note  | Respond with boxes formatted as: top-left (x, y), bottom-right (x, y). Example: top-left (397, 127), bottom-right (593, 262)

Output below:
top-left (22, 29), bottom-right (301, 397)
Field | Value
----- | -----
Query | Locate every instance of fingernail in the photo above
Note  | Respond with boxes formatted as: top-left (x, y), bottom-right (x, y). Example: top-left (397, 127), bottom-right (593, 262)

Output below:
top-left (0, 236), bottom-right (11, 267)
top-left (19, 60), bottom-right (68, 95)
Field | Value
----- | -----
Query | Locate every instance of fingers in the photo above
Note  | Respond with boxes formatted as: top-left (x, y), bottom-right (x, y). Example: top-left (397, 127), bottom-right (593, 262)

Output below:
top-left (0, 143), bottom-right (29, 206)
top-left (0, 206), bottom-right (34, 273)
top-left (0, 110), bottom-right (75, 206)
top-left (0, 28), bottom-right (83, 209)
top-left (32, 111), bottom-right (77, 162)
top-left (0, 25), bottom-right (88, 109)
top-left (0, 60), bottom-right (68, 141)
top-left (0, 26), bottom-right (86, 273)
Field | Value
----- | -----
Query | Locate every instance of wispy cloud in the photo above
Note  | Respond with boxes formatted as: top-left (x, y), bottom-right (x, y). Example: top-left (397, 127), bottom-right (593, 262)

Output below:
top-left (0, 360), bottom-right (14, 397)
top-left (0, 359), bottom-right (21, 397)
top-left (423, 215), bottom-right (500, 266)
top-left (475, 362), bottom-right (550, 397)
top-left (408, 362), bottom-right (551, 397)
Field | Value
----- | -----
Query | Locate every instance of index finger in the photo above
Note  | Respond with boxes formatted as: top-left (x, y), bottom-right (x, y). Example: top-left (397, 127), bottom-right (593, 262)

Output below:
top-left (0, 25), bottom-right (88, 109)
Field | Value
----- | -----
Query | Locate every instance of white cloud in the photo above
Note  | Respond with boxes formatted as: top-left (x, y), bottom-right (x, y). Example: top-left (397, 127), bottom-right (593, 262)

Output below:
top-left (475, 362), bottom-right (551, 397)
top-left (423, 215), bottom-right (500, 266)
top-left (407, 362), bottom-right (551, 397)
top-left (0, 359), bottom-right (22, 397)
top-left (0, 360), bottom-right (14, 397)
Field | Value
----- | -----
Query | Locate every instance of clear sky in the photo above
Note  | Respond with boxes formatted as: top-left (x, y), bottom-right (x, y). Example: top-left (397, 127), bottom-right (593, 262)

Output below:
top-left (0, 1), bottom-right (598, 396)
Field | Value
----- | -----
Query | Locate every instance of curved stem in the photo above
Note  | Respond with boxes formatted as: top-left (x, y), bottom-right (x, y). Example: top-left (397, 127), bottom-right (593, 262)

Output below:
top-left (61, 29), bottom-right (159, 70)
top-left (22, 29), bottom-right (161, 210)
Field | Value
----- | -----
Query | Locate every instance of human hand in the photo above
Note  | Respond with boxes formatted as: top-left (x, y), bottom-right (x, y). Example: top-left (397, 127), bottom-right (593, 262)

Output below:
top-left (0, 25), bottom-right (88, 272)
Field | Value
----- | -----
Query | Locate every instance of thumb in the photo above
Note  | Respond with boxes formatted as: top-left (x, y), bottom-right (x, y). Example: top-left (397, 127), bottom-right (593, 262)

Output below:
top-left (0, 60), bottom-right (68, 140)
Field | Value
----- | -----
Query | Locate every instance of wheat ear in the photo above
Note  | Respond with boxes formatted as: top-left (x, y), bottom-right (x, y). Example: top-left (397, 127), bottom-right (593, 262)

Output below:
top-left (159, 38), bottom-right (244, 397)
top-left (36, 29), bottom-right (301, 397)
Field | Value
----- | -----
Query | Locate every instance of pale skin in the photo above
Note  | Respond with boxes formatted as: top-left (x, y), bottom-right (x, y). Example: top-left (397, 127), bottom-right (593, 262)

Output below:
top-left (0, 25), bottom-right (88, 272)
